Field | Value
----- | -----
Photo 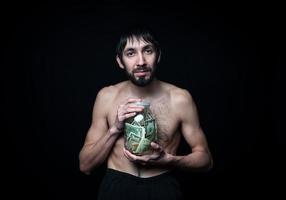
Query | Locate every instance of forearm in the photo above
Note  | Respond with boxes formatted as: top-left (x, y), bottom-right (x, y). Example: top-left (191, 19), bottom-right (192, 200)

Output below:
top-left (79, 127), bottom-right (120, 174)
top-left (170, 151), bottom-right (213, 172)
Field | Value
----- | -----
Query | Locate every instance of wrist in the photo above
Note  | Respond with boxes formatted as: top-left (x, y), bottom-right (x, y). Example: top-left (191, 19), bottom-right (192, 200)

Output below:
top-left (167, 154), bottom-right (180, 168)
top-left (109, 126), bottom-right (123, 136)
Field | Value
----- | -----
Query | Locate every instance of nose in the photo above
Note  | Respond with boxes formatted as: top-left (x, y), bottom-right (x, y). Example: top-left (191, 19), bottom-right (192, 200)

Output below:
top-left (136, 53), bottom-right (146, 66)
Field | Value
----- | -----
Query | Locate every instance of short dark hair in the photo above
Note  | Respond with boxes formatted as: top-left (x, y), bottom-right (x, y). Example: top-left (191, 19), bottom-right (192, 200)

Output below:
top-left (116, 26), bottom-right (161, 62)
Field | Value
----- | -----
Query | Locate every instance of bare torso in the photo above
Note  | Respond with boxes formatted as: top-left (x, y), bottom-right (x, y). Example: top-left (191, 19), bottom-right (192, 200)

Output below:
top-left (105, 81), bottom-right (182, 177)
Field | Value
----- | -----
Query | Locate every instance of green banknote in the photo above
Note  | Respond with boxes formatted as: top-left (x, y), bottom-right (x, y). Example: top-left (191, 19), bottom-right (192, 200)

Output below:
top-left (145, 119), bottom-right (157, 141)
top-left (135, 138), bottom-right (151, 154)
top-left (125, 123), bottom-right (145, 152)
top-left (125, 123), bottom-right (144, 138)
top-left (124, 109), bottom-right (157, 154)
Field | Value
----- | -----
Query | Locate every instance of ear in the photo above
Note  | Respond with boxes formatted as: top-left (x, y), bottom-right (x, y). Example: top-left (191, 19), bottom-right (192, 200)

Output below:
top-left (116, 56), bottom-right (125, 69)
top-left (157, 53), bottom-right (161, 64)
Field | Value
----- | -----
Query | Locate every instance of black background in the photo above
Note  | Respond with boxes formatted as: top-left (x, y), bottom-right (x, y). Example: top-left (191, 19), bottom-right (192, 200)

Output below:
top-left (4, 0), bottom-right (284, 199)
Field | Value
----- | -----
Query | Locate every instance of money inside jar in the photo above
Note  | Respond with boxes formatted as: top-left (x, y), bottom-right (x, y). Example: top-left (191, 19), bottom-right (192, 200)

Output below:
top-left (124, 101), bottom-right (157, 155)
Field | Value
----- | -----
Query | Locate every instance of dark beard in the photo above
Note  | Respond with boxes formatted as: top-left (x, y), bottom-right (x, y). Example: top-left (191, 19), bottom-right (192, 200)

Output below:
top-left (124, 67), bottom-right (155, 87)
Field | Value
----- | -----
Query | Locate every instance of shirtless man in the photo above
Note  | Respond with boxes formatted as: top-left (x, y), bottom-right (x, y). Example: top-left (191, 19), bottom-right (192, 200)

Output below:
top-left (79, 27), bottom-right (213, 200)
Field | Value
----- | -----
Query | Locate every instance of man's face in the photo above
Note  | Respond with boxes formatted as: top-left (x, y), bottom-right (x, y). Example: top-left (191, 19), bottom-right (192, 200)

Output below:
top-left (117, 37), bottom-right (159, 87)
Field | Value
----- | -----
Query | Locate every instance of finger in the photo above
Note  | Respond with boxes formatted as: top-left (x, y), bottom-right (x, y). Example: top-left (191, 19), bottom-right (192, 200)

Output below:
top-left (123, 148), bottom-right (133, 161)
top-left (123, 112), bottom-right (137, 119)
top-left (125, 107), bottom-right (144, 113)
top-left (126, 98), bottom-right (142, 104)
top-left (123, 148), bottom-right (138, 161)
top-left (149, 153), bottom-right (161, 160)
top-left (127, 104), bottom-right (145, 109)
top-left (118, 111), bottom-right (136, 121)
top-left (118, 105), bottom-right (143, 116)
top-left (138, 154), bottom-right (161, 162)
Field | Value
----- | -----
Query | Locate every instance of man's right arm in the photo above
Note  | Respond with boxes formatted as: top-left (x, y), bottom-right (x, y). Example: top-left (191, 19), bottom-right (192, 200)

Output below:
top-left (79, 87), bottom-right (143, 175)
top-left (79, 87), bottom-right (121, 175)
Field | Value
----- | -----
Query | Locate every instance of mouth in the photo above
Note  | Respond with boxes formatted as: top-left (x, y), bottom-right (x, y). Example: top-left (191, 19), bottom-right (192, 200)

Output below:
top-left (134, 71), bottom-right (150, 77)
top-left (133, 68), bottom-right (151, 77)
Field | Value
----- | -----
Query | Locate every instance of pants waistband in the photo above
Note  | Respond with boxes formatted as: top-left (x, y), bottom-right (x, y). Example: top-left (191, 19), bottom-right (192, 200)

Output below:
top-left (106, 168), bottom-right (172, 183)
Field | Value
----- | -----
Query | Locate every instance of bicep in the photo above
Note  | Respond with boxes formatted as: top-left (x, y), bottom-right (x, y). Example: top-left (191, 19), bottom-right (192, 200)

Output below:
top-left (181, 123), bottom-right (209, 152)
top-left (84, 91), bottom-right (109, 146)
top-left (179, 93), bottom-right (209, 152)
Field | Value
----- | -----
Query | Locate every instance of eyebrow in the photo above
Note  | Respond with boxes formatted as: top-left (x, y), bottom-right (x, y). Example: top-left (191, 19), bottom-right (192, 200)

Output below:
top-left (124, 44), bottom-right (154, 53)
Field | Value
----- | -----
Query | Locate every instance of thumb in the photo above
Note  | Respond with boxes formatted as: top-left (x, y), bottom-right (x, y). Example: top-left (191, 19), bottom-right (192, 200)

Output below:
top-left (150, 142), bottom-right (161, 150)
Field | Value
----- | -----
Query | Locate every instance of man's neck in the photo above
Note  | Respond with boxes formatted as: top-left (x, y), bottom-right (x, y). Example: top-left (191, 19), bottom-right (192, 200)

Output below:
top-left (127, 79), bottom-right (159, 98)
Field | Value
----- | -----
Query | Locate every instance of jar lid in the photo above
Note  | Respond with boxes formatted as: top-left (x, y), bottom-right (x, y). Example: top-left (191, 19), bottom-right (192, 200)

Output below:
top-left (135, 101), bottom-right (150, 107)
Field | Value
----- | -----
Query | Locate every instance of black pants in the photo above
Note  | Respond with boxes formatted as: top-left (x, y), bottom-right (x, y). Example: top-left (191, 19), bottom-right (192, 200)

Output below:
top-left (97, 168), bottom-right (183, 200)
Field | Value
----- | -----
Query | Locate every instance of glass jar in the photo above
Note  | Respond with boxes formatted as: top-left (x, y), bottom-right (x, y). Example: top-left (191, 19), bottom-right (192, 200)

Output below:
top-left (124, 101), bottom-right (157, 155)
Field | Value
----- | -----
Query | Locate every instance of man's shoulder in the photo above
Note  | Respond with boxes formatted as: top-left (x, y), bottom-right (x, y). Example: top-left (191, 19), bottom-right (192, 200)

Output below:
top-left (160, 81), bottom-right (192, 98)
top-left (96, 82), bottom-right (127, 100)
top-left (160, 81), bottom-right (193, 105)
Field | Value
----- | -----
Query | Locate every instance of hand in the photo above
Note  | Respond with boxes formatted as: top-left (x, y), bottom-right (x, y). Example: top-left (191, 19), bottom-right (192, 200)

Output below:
top-left (113, 98), bottom-right (144, 132)
top-left (123, 142), bottom-right (172, 166)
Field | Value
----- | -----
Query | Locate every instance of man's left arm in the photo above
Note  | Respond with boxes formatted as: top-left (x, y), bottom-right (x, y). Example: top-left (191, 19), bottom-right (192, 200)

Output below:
top-left (123, 89), bottom-right (213, 171)
top-left (168, 89), bottom-right (213, 171)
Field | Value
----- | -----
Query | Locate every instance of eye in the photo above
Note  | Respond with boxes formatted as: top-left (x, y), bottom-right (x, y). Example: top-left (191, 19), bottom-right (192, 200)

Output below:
top-left (126, 51), bottom-right (135, 57)
top-left (145, 49), bottom-right (153, 54)
top-left (126, 52), bottom-right (134, 57)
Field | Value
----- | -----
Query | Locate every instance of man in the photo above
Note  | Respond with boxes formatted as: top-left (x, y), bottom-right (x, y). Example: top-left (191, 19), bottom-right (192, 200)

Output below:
top-left (79, 27), bottom-right (213, 200)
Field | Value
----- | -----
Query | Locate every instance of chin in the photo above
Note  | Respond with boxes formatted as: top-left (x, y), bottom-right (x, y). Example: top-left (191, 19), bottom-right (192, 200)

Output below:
top-left (133, 78), bottom-right (153, 87)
